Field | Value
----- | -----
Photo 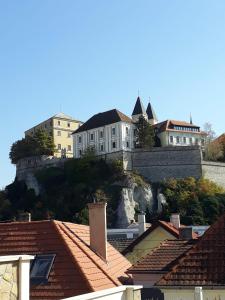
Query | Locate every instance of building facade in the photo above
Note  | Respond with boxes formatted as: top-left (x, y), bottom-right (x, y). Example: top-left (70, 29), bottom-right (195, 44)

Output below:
top-left (73, 109), bottom-right (135, 158)
top-left (25, 113), bottom-right (82, 158)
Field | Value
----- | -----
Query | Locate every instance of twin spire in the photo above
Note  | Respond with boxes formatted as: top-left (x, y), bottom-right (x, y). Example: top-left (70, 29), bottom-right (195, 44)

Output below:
top-left (132, 96), bottom-right (193, 125)
top-left (132, 96), bottom-right (158, 125)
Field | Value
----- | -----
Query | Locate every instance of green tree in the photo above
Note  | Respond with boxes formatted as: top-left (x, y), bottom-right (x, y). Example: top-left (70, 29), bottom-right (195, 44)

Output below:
top-left (9, 129), bottom-right (55, 164)
top-left (135, 116), bottom-right (155, 149)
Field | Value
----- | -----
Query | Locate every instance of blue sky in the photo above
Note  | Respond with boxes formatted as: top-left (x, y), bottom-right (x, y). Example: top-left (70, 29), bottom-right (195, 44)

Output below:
top-left (1, 1), bottom-right (225, 188)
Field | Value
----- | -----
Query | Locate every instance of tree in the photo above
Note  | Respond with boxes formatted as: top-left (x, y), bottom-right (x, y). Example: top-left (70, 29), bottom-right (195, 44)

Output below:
top-left (135, 116), bottom-right (155, 149)
top-left (9, 129), bottom-right (55, 164)
top-left (203, 122), bottom-right (216, 143)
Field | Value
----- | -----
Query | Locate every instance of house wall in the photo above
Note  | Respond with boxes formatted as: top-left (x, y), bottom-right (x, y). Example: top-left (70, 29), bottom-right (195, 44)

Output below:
top-left (132, 273), bottom-right (163, 288)
top-left (159, 131), bottom-right (206, 147)
top-left (125, 226), bottom-right (176, 264)
top-left (62, 286), bottom-right (142, 300)
top-left (162, 289), bottom-right (225, 300)
top-left (0, 261), bottom-right (18, 300)
top-left (73, 122), bottom-right (135, 158)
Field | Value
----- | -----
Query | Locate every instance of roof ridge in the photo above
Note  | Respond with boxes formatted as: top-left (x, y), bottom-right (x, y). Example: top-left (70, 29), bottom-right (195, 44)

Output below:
top-left (58, 222), bottom-right (120, 287)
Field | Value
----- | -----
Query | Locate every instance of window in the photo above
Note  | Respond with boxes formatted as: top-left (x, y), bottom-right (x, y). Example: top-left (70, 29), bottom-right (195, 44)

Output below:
top-left (67, 122), bottom-right (70, 128)
top-left (112, 141), bottom-right (116, 149)
top-left (100, 131), bottom-right (103, 138)
top-left (176, 136), bottom-right (180, 144)
top-left (112, 128), bottom-right (116, 135)
top-left (183, 137), bottom-right (186, 144)
top-left (201, 139), bottom-right (205, 145)
top-left (57, 131), bottom-right (61, 136)
top-left (30, 254), bottom-right (55, 285)
top-left (100, 144), bottom-right (104, 152)
top-left (170, 136), bottom-right (173, 143)
top-left (68, 145), bottom-right (72, 151)
top-left (58, 120), bottom-right (60, 126)
top-left (126, 141), bottom-right (129, 148)
top-left (189, 137), bottom-right (193, 144)
top-left (58, 144), bottom-right (61, 150)
top-left (126, 127), bottom-right (129, 135)
top-left (44, 124), bottom-right (47, 128)
top-left (68, 133), bottom-right (71, 138)
top-left (78, 136), bottom-right (82, 143)
top-left (79, 150), bottom-right (82, 156)
top-left (90, 133), bottom-right (94, 141)
top-left (195, 138), bottom-right (199, 145)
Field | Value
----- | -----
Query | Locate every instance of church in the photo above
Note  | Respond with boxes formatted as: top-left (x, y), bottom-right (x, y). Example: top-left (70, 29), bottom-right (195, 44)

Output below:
top-left (72, 97), bottom-right (206, 158)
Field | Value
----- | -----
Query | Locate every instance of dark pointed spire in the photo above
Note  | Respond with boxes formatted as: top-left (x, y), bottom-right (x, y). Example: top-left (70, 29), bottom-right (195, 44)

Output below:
top-left (146, 102), bottom-right (157, 121)
top-left (190, 113), bottom-right (193, 124)
top-left (132, 97), bottom-right (146, 116)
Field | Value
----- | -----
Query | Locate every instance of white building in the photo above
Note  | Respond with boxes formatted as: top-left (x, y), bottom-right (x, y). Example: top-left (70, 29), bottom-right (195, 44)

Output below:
top-left (72, 109), bottom-right (135, 158)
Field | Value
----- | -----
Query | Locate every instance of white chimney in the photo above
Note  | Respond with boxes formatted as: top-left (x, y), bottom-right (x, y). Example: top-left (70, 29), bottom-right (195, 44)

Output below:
top-left (170, 213), bottom-right (180, 229)
top-left (88, 202), bottom-right (107, 261)
top-left (138, 212), bottom-right (146, 236)
top-left (194, 287), bottom-right (203, 300)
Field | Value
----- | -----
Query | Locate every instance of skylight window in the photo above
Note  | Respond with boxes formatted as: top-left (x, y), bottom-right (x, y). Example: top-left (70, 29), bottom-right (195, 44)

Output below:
top-left (30, 254), bottom-right (55, 285)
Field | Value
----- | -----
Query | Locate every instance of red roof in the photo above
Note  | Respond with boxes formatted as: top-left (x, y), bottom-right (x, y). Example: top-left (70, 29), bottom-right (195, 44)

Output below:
top-left (156, 213), bottom-right (225, 287)
top-left (154, 120), bottom-right (206, 135)
top-left (127, 239), bottom-right (196, 274)
top-left (0, 220), bottom-right (131, 300)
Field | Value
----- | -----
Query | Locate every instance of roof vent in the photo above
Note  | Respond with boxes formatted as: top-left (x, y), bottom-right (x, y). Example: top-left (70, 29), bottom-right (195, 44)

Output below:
top-left (138, 212), bottom-right (146, 236)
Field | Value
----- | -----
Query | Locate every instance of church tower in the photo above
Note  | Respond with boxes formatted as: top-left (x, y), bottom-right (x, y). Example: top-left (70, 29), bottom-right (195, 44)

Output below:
top-left (132, 96), bottom-right (147, 122)
top-left (146, 101), bottom-right (158, 125)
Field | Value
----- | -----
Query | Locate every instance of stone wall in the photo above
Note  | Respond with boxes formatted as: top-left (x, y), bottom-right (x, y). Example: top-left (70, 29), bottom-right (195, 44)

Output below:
top-left (202, 161), bottom-right (225, 188)
top-left (0, 261), bottom-right (18, 300)
top-left (132, 146), bottom-right (203, 182)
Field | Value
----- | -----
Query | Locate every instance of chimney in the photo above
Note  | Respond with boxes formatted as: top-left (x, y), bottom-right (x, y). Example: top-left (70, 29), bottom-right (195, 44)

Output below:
top-left (88, 202), bottom-right (107, 261)
top-left (18, 212), bottom-right (31, 222)
top-left (138, 212), bottom-right (146, 236)
top-left (170, 213), bottom-right (180, 229)
top-left (179, 227), bottom-right (193, 240)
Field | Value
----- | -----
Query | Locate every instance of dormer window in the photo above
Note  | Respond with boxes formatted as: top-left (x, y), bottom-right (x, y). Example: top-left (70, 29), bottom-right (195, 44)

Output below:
top-left (30, 254), bottom-right (55, 285)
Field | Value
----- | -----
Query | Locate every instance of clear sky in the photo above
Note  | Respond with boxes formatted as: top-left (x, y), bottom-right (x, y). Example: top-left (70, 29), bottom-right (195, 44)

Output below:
top-left (1, 0), bottom-right (225, 188)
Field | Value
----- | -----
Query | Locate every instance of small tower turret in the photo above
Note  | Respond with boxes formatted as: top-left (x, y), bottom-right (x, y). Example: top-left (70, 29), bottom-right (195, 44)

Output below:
top-left (146, 101), bottom-right (158, 125)
top-left (132, 96), bottom-right (147, 122)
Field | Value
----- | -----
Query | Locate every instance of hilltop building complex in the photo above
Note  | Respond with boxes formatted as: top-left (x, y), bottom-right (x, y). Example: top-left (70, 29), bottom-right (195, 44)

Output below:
top-left (72, 97), bottom-right (206, 158)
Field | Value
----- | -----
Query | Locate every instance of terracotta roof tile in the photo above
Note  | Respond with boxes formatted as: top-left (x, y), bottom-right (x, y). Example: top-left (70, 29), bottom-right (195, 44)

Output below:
top-left (156, 213), bottom-right (225, 287)
top-left (0, 220), bottom-right (131, 300)
top-left (127, 239), bottom-right (196, 274)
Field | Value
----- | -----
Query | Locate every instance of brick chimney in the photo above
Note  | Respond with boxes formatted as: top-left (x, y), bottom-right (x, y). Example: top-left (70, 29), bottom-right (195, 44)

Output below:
top-left (88, 202), bottom-right (107, 261)
top-left (170, 213), bottom-right (180, 229)
top-left (138, 212), bottom-right (146, 236)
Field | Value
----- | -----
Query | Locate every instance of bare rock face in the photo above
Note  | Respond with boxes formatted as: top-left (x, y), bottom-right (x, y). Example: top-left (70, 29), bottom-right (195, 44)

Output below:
top-left (115, 174), bottom-right (154, 228)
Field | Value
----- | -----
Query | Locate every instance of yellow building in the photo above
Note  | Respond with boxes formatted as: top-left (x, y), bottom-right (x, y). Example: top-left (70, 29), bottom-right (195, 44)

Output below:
top-left (122, 220), bottom-right (181, 264)
top-left (25, 113), bottom-right (82, 158)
